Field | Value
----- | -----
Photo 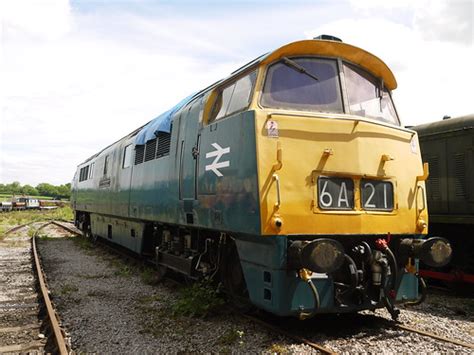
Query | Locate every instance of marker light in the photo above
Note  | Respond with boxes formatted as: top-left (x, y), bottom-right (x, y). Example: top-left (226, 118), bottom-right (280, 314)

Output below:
top-left (288, 239), bottom-right (345, 274)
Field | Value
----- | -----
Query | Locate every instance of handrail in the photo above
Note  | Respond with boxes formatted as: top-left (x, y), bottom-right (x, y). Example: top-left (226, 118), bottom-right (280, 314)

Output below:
top-left (273, 174), bottom-right (281, 208)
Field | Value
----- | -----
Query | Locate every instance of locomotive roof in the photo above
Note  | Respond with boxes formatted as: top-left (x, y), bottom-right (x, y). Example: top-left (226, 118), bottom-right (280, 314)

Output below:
top-left (257, 39), bottom-right (397, 90)
top-left (414, 114), bottom-right (474, 137)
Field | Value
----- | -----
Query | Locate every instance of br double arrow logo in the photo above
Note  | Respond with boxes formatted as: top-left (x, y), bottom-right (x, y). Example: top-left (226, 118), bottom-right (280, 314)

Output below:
top-left (205, 143), bottom-right (230, 177)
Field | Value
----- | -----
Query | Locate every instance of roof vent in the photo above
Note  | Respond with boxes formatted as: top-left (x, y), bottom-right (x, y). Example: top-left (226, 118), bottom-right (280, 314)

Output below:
top-left (313, 34), bottom-right (342, 42)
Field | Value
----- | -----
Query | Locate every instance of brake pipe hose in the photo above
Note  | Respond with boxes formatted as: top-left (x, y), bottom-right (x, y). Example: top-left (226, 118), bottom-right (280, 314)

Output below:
top-left (298, 269), bottom-right (320, 320)
top-left (404, 273), bottom-right (427, 306)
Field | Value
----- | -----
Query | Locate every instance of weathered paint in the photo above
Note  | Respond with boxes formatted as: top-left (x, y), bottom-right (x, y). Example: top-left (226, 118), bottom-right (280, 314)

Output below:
top-left (235, 234), bottom-right (420, 315)
top-left (254, 111), bottom-right (428, 236)
top-left (72, 38), bottom-right (426, 316)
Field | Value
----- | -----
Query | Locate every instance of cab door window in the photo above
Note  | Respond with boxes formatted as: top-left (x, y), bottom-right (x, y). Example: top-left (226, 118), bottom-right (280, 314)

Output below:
top-left (209, 71), bottom-right (257, 122)
top-left (122, 145), bottom-right (133, 168)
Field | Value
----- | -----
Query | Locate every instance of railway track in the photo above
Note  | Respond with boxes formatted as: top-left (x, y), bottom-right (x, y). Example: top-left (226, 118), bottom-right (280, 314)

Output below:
top-left (0, 221), bottom-right (77, 354)
top-left (70, 231), bottom-right (474, 352)
top-left (240, 311), bottom-right (474, 353)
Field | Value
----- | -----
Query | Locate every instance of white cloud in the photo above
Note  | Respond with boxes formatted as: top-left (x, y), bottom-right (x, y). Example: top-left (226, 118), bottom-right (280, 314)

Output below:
top-left (305, 2), bottom-right (473, 125)
top-left (0, 0), bottom-right (72, 41)
top-left (0, 1), bottom-right (472, 186)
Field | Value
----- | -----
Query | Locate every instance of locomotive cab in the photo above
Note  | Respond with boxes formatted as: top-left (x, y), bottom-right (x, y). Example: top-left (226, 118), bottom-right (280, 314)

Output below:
top-left (204, 38), bottom-right (452, 318)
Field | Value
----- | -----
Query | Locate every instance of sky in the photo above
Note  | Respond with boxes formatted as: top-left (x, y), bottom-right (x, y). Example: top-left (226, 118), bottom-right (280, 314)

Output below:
top-left (0, 0), bottom-right (473, 186)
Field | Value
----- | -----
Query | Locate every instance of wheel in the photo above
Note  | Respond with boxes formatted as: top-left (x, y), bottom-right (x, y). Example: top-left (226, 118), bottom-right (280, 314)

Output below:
top-left (221, 243), bottom-right (253, 312)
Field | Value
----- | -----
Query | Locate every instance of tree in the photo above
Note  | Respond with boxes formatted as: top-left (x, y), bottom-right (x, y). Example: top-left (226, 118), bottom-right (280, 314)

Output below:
top-left (35, 183), bottom-right (59, 197)
top-left (21, 185), bottom-right (39, 196)
top-left (56, 184), bottom-right (71, 199)
top-left (7, 181), bottom-right (21, 194)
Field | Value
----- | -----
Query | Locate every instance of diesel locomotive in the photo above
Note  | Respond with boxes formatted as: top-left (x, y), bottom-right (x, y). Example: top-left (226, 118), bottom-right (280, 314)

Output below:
top-left (72, 36), bottom-right (452, 319)
top-left (414, 114), bottom-right (474, 285)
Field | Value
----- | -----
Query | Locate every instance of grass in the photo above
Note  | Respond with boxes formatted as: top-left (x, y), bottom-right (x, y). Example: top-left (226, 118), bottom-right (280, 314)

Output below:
top-left (59, 283), bottom-right (79, 295)
top-left (170, 280), bottom-right (225, 318)
top-left (140, 266), bottom-right (160, 285)
top-left (0, 206), bottom-right (74, 239)
top-left (138, 294), bottom-right (162, 304)
top-left (136, 281), bottom-right (237, 352)
top-left (267, 343), bottom-right (290, 354)
top-left (114, 264), bottom-right (133, 277)
top-left (73, 235), bottom-right (95, 251)
top-left (0, 193), bottom-right (54, 201)
top-left (80, 273), bottom-right (110, 279)
top-left (87, 290), bottom-right (108, 297)
top-left (216, 328), bottom-right (245, 346)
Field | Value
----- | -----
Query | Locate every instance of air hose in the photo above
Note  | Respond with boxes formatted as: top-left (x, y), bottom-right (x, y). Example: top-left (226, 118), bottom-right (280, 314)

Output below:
top-left (381, 246), bottom-right (400, 320)
top-left (404, 273), bottom-right (427, 306)
top-left (298, 269), bottom-right (320, 320)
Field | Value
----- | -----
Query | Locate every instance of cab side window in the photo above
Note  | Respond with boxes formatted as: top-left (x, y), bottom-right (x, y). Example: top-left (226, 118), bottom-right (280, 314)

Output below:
top-left (209, 71), bottom-right (256, 123)
top-left (122, 145), bottom-right (133, 168)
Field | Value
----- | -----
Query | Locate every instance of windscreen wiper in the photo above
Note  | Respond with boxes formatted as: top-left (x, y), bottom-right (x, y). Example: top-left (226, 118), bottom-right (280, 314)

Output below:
top-left (282, 57), bottom-right (319, 81)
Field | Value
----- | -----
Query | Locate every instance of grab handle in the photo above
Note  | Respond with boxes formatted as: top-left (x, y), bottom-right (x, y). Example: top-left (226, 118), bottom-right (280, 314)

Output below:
top-left (273, 174), bottom-right (281, 208)
top-left (417, 185), bottom-right (426, 213)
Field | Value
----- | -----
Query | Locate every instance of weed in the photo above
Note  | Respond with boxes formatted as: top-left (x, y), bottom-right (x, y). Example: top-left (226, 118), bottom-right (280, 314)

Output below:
top-left (216, 328), bottom-right (245, 346)
top-left (87, 290), bottom-right (107, 297)
top-left (267, 343), bottom-right (290, 354)
top-left (171, 280), bottom-right (225, 318)
top-left (114, 265), bottom-right (133, 277)
top-left (60, 283), bottom-right (79, 295)
top-left (0, 207), bottom-right (74, 239)
top-left (140, 267), bottom-right (159, 285)
top-left (138, 294), bottom-right (162, 304)
top-left (73, 236), bottom-right (94, 251)
top-left (80, 273), bottom-right (110, 279)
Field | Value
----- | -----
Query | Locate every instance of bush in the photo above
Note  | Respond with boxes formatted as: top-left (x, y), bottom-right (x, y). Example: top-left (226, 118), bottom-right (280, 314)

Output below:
top-left (171, 280), bottom-right (225, 318)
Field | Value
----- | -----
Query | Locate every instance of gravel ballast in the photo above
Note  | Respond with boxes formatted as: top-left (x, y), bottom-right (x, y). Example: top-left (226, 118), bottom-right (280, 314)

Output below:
top-left (37, 236), bottom-right (282, 353)
top-left (37, 234), bottom-right (474, 353)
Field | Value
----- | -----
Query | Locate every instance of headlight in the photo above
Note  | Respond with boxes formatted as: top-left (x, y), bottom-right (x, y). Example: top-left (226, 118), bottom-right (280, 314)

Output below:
top-left (420, 237), bottom-right (452, 267)
top-left (400, 237), bottom-right (452, 267)
top-left (288, 238), bottom-right (345, 273)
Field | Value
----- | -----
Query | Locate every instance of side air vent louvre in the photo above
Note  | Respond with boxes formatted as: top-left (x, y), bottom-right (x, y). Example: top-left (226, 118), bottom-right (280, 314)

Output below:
top-left (454, 153), bottom-right (466, 197)
top-left (156, 132), bottom-right (171, 157)
top-left (134, 145), bottom-right (144, 165)
top-left (426, 156), bottom-right (440, 200)
top-left (145, 138), bottom-right (157, 162)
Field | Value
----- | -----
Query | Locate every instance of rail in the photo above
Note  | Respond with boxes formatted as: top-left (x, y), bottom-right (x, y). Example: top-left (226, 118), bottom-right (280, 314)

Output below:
top-left (2, 221), bottom-right (73, 354)
top-left (33, 222), bottom-right (70, 355)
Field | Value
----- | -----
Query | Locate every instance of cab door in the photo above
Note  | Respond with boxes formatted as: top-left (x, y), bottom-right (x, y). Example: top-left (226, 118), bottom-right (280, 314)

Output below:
top-left (179, 98), bottom-right (202, 201)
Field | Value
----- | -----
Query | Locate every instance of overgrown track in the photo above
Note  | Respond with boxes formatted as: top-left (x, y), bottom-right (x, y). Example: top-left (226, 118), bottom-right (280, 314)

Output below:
top-left (0, 221), bottom-right (75, 354)
top-left (242, 309), bottom-right (474, 353)
top-left (79, 232), bottom-right (474, 352)
top-left (242, 313), bottom-right (336, 354)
